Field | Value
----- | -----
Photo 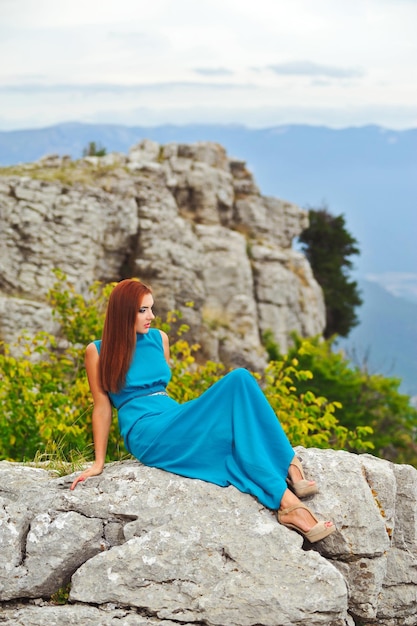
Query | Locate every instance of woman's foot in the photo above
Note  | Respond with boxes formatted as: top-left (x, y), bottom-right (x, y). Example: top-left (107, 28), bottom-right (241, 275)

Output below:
top-left (287, 456), bottom-right (319, 498)
top-left (277, 488), bottom-right (335, 543)
top-left (278, 504), bottom-right (335, 543)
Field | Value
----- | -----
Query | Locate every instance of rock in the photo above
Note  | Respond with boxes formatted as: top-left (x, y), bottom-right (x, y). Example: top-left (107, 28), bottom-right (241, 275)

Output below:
top-left (0, 140), bottom-right (325, 367)
top-left (0, 603), bottom-right (188, 626)
top-left (1, 447), bottom-right (416, 625)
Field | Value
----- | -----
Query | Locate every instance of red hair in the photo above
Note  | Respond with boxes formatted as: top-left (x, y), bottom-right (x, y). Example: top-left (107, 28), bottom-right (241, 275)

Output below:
top-left (100, 279), bottom-right (152, 393)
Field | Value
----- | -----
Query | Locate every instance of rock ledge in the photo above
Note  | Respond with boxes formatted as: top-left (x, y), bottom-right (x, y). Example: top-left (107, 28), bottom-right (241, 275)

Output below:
top-left (1, 447), bottom-right (417, 625)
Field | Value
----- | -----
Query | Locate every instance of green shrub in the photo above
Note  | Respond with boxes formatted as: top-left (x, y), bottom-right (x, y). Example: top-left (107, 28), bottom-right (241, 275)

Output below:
top-left (262, 356), bottom-right (373, 451)
top-left (282, 334), bottom-right (417, 465)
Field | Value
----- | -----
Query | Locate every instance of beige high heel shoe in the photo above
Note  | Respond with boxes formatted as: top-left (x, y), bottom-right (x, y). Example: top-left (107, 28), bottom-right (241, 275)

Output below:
top-left (287, 456), bottom-right (319, 498)
top-left (277, 504), bottom-right (335, 543)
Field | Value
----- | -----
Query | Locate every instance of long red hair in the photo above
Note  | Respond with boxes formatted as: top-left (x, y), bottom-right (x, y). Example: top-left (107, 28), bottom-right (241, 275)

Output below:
top-left (99, 279), bottom-right (152, 393)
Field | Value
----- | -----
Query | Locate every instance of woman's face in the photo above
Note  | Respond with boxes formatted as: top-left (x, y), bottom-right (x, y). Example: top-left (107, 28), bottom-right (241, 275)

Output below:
top-left (135, 292), bottom-right (155, 334)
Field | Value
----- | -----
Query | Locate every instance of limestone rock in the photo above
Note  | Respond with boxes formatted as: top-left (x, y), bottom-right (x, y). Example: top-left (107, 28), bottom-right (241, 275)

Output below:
top-left (0, 141), bottom-right (325, 367)
top-left (0, 448), bottom-right (416, 625)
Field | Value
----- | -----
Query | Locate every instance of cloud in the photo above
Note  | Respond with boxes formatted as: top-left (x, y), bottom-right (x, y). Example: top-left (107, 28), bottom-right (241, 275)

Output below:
top-left (366, 272), bottom-right (417, 302)
top-left (193, 67), bottom-right (235, 77)
top-left (0, 82), bottom-right (254, 94)
top-left (106, 30), bottom-right (171, 52)
top-left (268, 61), bottom-right (364, 79)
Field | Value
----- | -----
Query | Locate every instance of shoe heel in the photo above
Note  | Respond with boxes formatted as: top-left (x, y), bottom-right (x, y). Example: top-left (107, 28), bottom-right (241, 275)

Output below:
top-left (287, 457), bottom-right (319, 498)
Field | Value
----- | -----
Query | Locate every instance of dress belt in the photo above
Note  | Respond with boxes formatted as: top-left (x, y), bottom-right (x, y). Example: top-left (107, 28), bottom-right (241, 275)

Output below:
top-left (116, 389), bottom-right (168, 410)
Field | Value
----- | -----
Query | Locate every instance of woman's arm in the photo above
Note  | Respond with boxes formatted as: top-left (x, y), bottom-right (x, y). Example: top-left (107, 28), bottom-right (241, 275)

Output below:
top-left (70, 342), bottom-right (112, 490)
top-left (159, 329), bottom-right (171, 364)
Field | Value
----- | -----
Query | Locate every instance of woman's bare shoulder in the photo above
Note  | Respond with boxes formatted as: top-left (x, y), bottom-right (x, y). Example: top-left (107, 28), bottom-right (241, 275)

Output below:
top-left (86, 342), bottom-right (99, 355)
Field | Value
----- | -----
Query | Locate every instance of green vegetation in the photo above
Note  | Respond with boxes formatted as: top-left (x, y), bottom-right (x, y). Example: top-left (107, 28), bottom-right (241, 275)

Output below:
top-left (82, 141), bottom-right (107, 157)
top-left (50, 582), bottom-right (71, 605)
top-left (1, 272), bottom-right (415, 470)
top-left (293, 206), bottom-right (417, 464)
top-left (0, 272), bottom-right (121, 466)
top-left (270, 333), bottom-right (417, 465)
top-left (298, 206), bottom-right (363, 338)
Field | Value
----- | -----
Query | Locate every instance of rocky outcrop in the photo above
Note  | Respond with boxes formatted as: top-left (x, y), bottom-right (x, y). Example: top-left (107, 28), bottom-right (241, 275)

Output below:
top-left (0, 141), bottom-right (325, 369)
top-left (1, 448), bottom-right (417, 626)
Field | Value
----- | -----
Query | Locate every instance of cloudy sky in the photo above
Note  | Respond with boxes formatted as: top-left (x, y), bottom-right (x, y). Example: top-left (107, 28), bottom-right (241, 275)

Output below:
top-left (0, 0), bottom-right (416, 130)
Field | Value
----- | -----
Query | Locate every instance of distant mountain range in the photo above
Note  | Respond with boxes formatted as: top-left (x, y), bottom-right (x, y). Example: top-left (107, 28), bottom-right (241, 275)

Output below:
top-left (338, 280), bottom-right (417, 398)
top-left (1, 121), bottom-right (416, 396)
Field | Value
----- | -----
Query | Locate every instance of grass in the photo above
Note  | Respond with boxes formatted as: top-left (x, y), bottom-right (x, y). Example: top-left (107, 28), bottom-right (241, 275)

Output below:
top-left (0, 159), bottom-right (127, 188)
top-left (30, 438), bottom-right (91, 477)
top-left (50, 582), bottom-right (71, 605)
top-left (29, 435), bottom-right (133, 477)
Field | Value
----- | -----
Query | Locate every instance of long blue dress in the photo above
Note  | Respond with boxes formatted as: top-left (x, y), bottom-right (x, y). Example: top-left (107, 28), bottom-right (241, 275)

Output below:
top-left (94, 329), bottom-right (294, 510)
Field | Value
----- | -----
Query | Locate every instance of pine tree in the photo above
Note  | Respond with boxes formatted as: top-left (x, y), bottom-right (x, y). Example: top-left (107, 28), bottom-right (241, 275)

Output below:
top-left (82, 141), bottom-right (107, 157)
top-left (298, 207), bottom-right (363, 338)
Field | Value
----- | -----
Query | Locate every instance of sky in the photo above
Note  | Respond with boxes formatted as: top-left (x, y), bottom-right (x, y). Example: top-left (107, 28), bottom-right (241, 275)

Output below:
top-left (0, 0), bottom-right (416, 131)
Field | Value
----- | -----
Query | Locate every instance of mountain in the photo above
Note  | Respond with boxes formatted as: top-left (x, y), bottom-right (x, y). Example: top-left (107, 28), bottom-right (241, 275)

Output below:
top-left (337, 280), bottom-right (417, 398)
top-left (0, 121), bottom-right (416, 395)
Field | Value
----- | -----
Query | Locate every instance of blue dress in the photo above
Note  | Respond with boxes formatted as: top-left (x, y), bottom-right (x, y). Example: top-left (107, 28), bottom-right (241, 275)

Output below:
top-left (94, 329), bottom-right (294, 510)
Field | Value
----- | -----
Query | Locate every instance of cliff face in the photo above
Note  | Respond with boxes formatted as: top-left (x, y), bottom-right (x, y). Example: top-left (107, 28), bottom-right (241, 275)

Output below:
top-left (1, 448), bottom-right (417, 626)
top-left (0, 140), bottom-right (325, 367)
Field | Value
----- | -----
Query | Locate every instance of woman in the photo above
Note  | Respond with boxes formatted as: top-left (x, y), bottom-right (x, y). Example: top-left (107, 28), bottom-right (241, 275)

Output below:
top-left (71, 279), bottom-right (335, 543)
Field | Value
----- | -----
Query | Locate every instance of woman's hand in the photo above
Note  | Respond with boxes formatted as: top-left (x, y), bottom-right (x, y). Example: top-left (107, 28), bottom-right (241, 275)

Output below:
top-left (70, 462), bottom-right (104, 490)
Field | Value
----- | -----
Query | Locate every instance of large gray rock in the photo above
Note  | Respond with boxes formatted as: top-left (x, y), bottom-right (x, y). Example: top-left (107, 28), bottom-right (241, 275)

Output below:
top-left (0, 141), bottom-right (325, 368)
top-left (1, 447), bottom-right (416, 625)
